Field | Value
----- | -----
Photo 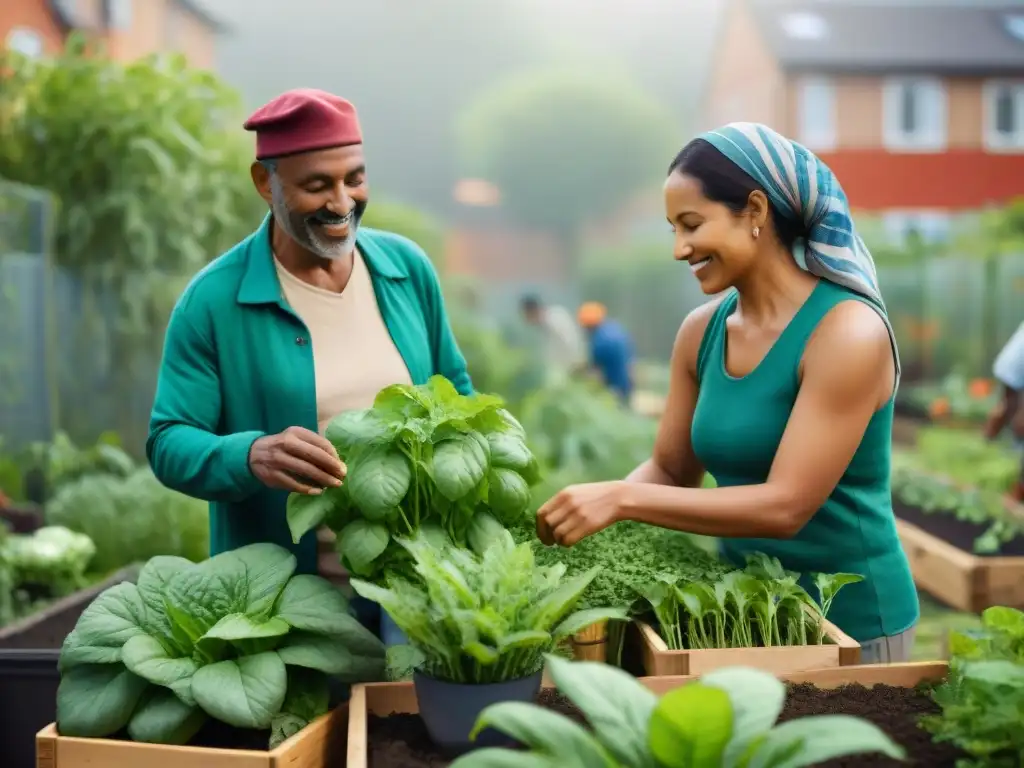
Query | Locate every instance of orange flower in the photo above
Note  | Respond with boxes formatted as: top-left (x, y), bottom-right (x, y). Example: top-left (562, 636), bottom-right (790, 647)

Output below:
top-left (968, 378), bottom-right (993, 399)
top-left (929, 397), bottom-right (951, 419)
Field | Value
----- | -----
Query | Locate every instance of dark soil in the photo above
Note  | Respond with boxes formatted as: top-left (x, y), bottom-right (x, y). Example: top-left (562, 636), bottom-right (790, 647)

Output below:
top-left (368, 689), bottom-right (582, 767)
top-left (368, 683), bottom-right (964, 768)
top-left (778, 682), bottom-right (964, 767)
top-left (894, 498), bottom-right (1024, 556)
top-left (107, 720), bottom-right (272, 751)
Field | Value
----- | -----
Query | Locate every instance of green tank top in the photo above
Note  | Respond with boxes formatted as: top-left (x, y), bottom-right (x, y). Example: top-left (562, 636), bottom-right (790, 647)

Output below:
top-left (691, 280), bottom-right (919, 642)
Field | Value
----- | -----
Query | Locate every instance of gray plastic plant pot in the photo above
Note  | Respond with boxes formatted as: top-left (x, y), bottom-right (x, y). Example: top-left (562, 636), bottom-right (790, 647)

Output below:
top-left (413, 669), bottom-right (543, 756)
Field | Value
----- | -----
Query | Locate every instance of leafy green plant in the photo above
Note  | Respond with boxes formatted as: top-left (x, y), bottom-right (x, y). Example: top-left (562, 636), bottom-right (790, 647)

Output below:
top-left (3, 526), bottom-right (95, 596)
top-left (47, 467), bottom-right (209, 572)
top-left (921, 606), bottom-right (1024, 767)
top-left (56, 543), bottom-right (385, 748)
top-left (641, 554), bottom-right (863, 650)
top-left (901, 374), bottom-right (998, 424)
top-left (287, 376), bottom-right (541, 581)
top-left (450, 655), bottom-right (903, 767)
top-left (350, 531), bottom-right (626, 684)
top-left (913, 427), bottom-right (1020, 494)
top-left (891, 455), bottom-right (1024, 554)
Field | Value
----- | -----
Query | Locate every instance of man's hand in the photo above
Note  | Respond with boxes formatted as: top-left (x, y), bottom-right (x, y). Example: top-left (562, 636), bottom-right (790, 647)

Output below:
top-left (248, 427), bottom-right (346, 495)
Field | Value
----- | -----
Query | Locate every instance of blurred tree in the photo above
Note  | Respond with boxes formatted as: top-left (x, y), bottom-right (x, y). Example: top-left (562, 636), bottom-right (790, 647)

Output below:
top-left (455, 69), bottom-right (678, 270)
top-left (362, 199), bottom-right (445, 269)
top-left (0, 37), bottom-right (262, 446)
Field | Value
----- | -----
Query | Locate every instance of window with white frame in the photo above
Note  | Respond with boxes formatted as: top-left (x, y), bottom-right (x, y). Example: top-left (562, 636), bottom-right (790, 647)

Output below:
top-left (883, 78), bottom-right (947, 151)
top-left (883, 211), bottom-right (951, 246)
top-left (984, 81), bottom-right (1024, 151)
top-left (796, 77), bottom-right (836, 150)
top-left (6, 27), bottom-right (44, 58)
top-left (104, 0), bottom-right (133, 30)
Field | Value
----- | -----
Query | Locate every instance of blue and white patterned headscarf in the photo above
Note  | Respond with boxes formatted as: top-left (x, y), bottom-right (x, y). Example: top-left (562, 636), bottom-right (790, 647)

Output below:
top-left (700, 121), bottom-right (900, 383)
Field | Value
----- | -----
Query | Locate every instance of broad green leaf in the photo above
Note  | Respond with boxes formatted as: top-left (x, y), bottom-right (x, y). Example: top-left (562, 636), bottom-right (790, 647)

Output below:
top-left (747, 715), bottom-right (904, 768)
top-left (386, 644), bottom-right (426, 681)
top-left (433, 433), bottom-right (489, 501)
top-left (135, 555), bottom-right (192, 649)
top-left (273, 575), bottom-right (352, 632)
top-left (191, 652), bottom-right (288, 730)
top-left (981, 605), bottom-right (1024, 637)
top-left (278, 630), bottom-right (384, 680)
top-left (122, 633), bottom-right (199, 706)
top-left (164, 556), bottom-right (248, 643)
top-left (127, 688), bottom-right (207, 745)
top-left (545, 655), bottom-right (657, 768)
top-left (962, 659), bottom-right (1024, 688)
top-left (486, 433), bottom-right (532, 471)
top-left (270, 668), bottom-right (330, 748)
top-left (469, 702), bottom-right (614, 765)
top-left (227, 542), bottom-right (298, 617)
top-left (552, 607), bottom-right (629, 641)
top-left (346, 446), bottom-right (413, 520)
top-left (337, 519), bottom-right (390, 577)
top-left (58, 582), bottom-right (149, 670)
top-left (286, 489), bottom-right (337, 543)
top-left (700, 666), bottom-right (787, 766)
top-left (496, 631), bottom-right (551, 653)
top-left (56, 663), bottom-right (150, 737)
top-left (487, 468), bottom-right (532, 523)
top-left (201, 613), bottom-right (291, 642)
top-left (467, 510), bottom-right (513, 558)
top-left (325, 409), bottom-right (396, 455)
top-left (648, 683), bottom-right (733, 768)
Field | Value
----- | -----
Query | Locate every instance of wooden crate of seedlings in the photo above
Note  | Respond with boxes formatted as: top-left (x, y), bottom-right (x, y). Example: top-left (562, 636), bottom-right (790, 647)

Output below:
top-left (631, 561), bottom-right (862, 677)
top-left (635, 611), bottom-right (860, 677)
top-left (892, 463), bottom-right (1024, 612)
top-left (36, 708), bottom-right (347, 768)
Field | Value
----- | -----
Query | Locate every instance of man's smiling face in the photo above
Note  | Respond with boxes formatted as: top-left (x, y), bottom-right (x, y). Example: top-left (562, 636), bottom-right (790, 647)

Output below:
top-left (252, 144), bottom-right (368, 260)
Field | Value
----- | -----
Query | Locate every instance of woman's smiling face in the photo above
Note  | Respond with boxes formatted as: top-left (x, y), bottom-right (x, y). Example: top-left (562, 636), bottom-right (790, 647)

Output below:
top-left (664, 170), bottom-right (762, 295)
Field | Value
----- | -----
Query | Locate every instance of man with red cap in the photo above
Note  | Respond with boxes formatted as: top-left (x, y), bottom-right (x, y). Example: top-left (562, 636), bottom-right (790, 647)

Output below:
top-left (147, 89), bottom-right (471, 644)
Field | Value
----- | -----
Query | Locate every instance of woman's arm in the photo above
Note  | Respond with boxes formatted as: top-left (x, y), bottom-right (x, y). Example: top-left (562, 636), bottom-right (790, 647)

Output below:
top-left (626, 300), bottom-right (719, 487)
top-left (539, 301), bottom-right (895, 547)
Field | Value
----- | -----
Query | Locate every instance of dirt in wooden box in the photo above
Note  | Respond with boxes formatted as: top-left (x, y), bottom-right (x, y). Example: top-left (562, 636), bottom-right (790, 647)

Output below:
top-left (367, 683), bottom-right (965, 768)
top-left (895, 499), bottom-right (1024, 556)
top-left (106, 720), bottom-right (273, 751)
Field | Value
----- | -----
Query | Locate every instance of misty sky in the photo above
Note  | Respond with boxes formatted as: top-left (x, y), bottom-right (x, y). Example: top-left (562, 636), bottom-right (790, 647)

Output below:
top-left (203, 0), bottom-right (722, 213)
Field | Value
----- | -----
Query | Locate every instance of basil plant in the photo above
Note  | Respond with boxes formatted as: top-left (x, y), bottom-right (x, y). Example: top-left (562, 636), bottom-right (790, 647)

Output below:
top-left (288, 376), bottom-right (541, 582)
top-left (56, 544), bottom-right (385, 748)
top-left (351, 532), bottom-right (627, 684)
top-left (452, 656), bottom-right (904, 768)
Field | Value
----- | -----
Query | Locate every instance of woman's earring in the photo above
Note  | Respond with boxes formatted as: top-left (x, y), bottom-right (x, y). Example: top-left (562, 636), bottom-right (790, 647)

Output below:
top-left (752, 226), bottom-right (760, 239)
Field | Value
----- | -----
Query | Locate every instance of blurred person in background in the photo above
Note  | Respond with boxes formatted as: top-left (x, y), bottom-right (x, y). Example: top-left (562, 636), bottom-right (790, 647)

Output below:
top-left (985, 320), bottom-right (1024, 501)
top-left (519, 293), bottom-right (587, 384)
top-left (536, 122), bottom-right (918, 664)
top-left (577, 301), bottom-right (634, 406)
top-left (146, 89), bottom-right (469, 646)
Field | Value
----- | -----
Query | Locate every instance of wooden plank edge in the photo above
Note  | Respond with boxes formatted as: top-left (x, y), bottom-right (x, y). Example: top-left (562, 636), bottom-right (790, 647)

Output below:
top-left (346, 685), bottom-right (368, 768)
top-left (896, 518), bottom-right (981, 571)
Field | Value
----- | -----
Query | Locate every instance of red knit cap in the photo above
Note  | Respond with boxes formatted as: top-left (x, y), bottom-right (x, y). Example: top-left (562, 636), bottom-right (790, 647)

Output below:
top-left (243, 89), bottom-right (362, 159)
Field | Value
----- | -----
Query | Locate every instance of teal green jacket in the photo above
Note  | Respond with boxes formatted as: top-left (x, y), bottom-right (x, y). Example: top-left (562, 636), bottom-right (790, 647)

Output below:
top-left (147, 215), bottom-right (472, 574)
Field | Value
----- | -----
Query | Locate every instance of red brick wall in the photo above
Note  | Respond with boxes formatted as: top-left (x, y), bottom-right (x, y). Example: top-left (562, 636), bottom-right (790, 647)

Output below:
top-left (818, 151), bottom-right (1024, 211)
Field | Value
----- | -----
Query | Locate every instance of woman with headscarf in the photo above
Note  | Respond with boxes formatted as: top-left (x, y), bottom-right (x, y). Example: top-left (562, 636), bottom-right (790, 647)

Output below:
top-left (537, 123), bottom-right (918, 663)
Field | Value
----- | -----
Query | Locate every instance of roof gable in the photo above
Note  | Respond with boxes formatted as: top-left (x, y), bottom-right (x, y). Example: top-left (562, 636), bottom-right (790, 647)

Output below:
top-left (749, 0), bottom-right (1024, 74)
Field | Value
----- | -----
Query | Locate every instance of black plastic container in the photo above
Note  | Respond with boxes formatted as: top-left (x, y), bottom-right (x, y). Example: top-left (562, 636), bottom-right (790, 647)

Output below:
top-left (0, 649), bottom-right (60, 768)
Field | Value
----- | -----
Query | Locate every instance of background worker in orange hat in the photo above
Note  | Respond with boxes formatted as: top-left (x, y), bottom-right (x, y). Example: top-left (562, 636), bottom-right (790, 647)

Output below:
top-left (577, 301), bottom-right (635, 406)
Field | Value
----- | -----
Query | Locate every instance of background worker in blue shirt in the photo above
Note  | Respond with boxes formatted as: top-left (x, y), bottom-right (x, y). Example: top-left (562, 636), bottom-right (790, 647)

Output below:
top-left (577, 301), bottom-right (634, 406)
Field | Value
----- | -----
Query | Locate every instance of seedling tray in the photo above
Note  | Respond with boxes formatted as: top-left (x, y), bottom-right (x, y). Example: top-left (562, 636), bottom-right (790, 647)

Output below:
top-left (633, 611), bottom-right (861, 676)
top-left (36, 707), bottom-right (347, 768)
top-left (897, 517), bottom-right (1024, 612)
top-left (346, 662), bottom-right (948, 768)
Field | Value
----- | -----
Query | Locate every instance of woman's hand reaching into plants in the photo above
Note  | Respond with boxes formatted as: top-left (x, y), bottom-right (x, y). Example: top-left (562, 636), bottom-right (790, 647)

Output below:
top-left (536, 481), bottom-right (628, 547)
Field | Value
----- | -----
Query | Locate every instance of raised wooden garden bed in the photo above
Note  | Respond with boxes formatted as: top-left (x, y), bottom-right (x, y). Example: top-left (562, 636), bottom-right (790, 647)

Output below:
top-left (632, 614), bottom-right (861, 677)
top-left (347, 661), bottom-right (952, 768)
top-left (897, 517), bottom-right (1024, 612)
top-left (35, 707), bottom-right (347, 768)
top-left (0, 565), bottom-right (140, 649)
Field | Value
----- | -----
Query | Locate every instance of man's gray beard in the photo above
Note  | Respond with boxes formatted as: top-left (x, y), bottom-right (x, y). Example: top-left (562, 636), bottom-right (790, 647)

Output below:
top-left (270, 175), bottom-right (358, 261)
